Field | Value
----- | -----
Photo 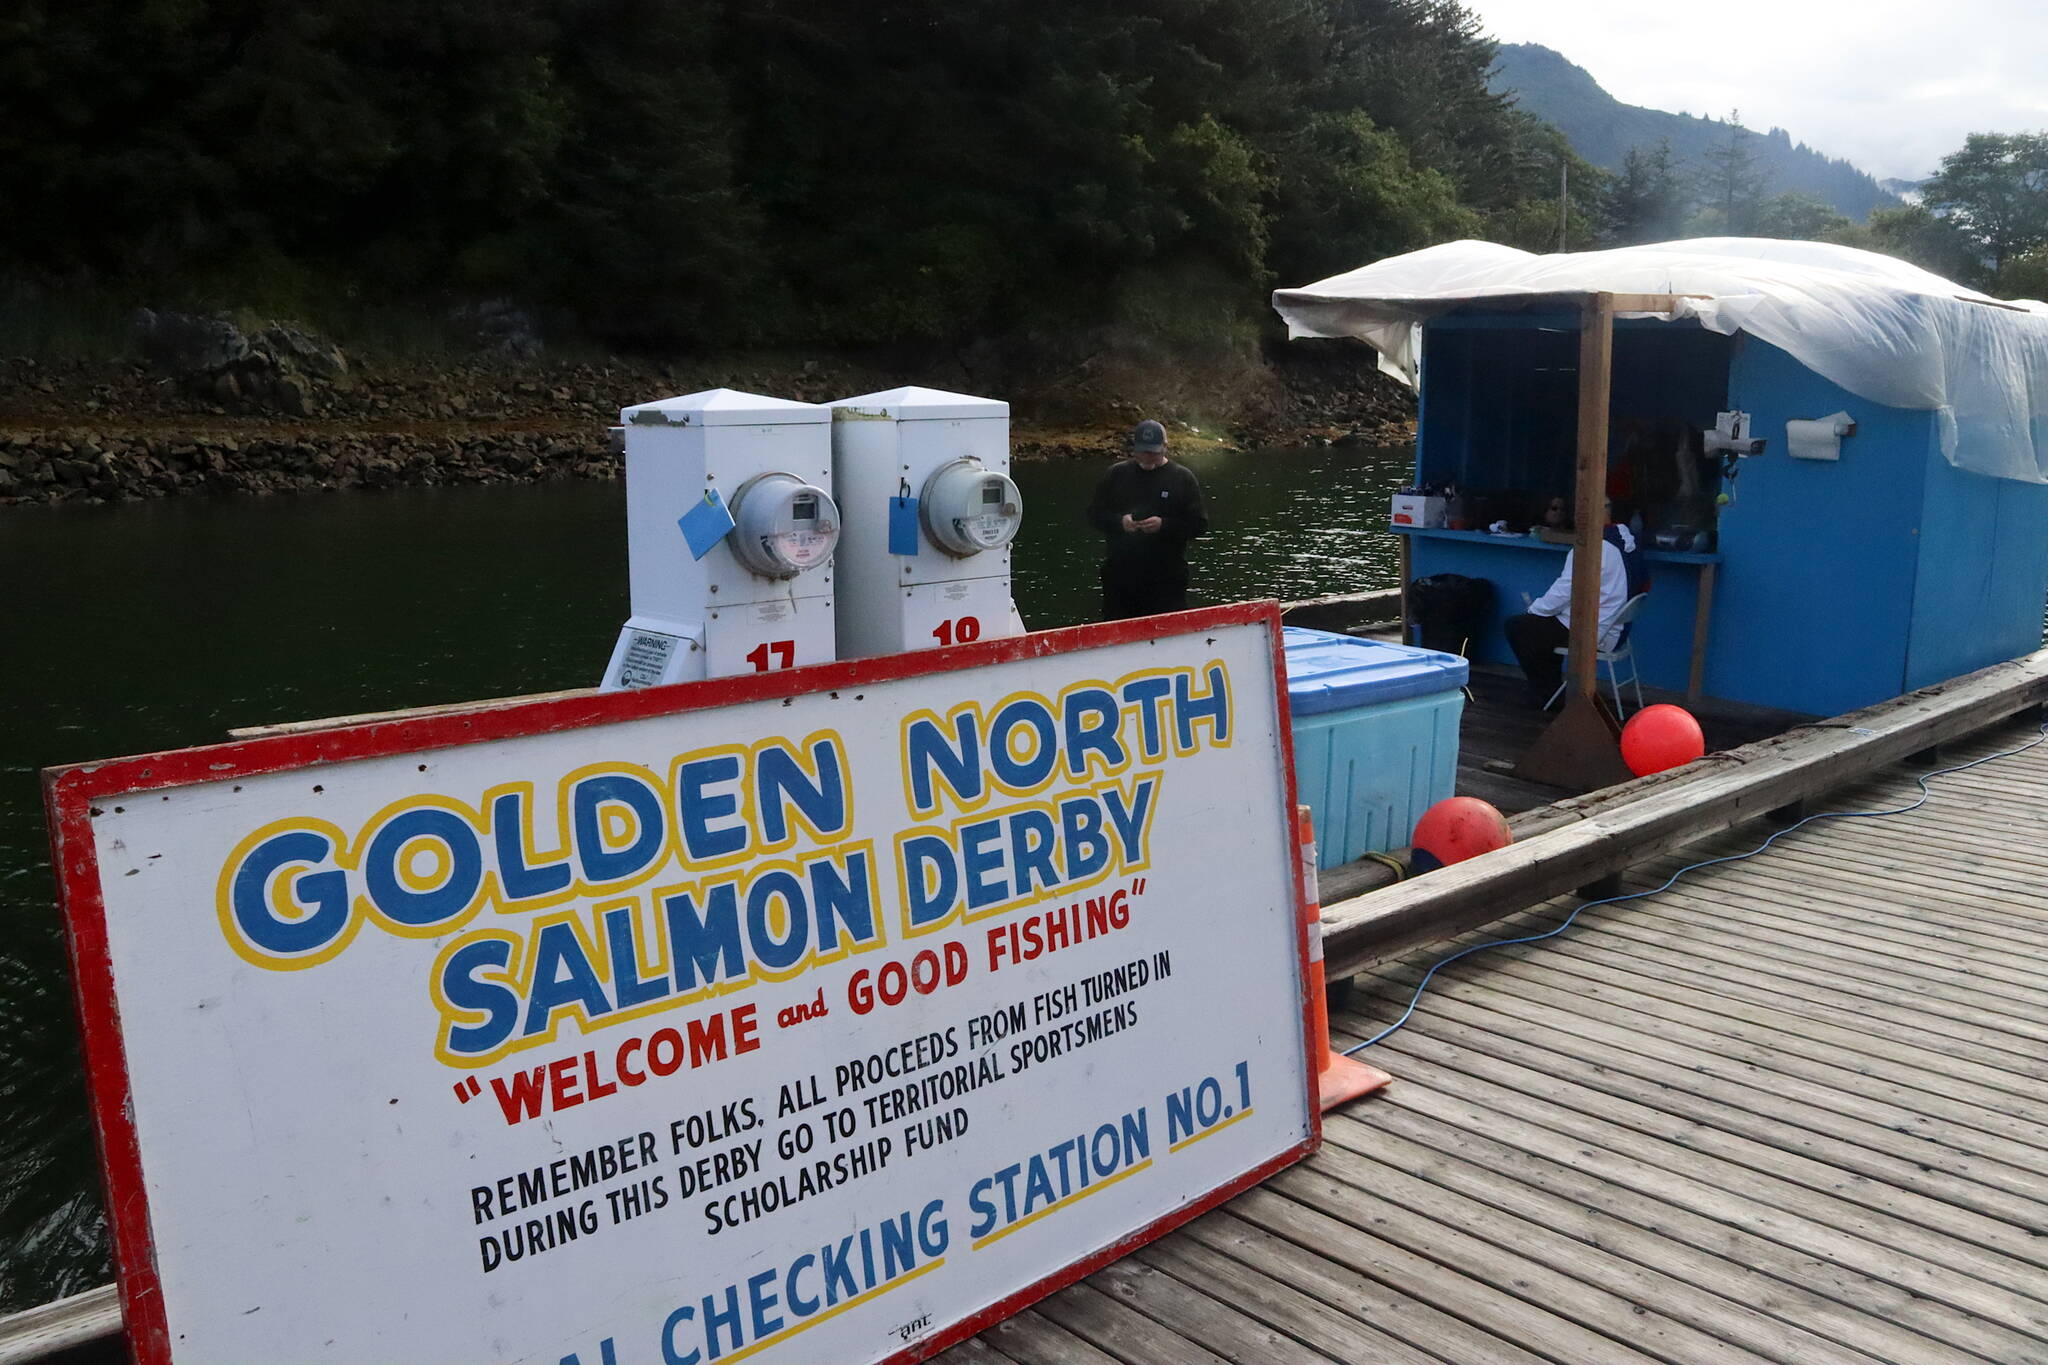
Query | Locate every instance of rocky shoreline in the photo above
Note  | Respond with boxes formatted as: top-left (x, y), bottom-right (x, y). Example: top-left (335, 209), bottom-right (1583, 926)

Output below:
top-left (0, 426), bottom-right (618, 504)
top-left (0, 325), bottom-right (1414, 508)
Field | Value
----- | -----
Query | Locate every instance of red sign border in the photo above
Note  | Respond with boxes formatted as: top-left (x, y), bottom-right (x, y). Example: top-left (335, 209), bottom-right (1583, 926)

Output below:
top-left (43, 601), bottom-right (1320, 1365)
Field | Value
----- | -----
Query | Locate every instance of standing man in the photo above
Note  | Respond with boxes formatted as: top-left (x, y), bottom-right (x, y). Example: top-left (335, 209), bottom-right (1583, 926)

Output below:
top-left (1088, 419), bottom-right (1209, 620)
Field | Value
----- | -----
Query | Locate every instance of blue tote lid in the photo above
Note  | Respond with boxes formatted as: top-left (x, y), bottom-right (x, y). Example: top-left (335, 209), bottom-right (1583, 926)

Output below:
top-left (1281, 626), bottom-right (1469, 714)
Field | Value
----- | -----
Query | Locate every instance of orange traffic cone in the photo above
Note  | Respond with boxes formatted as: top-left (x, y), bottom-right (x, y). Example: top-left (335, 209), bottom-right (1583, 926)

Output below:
top-left (1298, 806), bottom-right (1392, 1111)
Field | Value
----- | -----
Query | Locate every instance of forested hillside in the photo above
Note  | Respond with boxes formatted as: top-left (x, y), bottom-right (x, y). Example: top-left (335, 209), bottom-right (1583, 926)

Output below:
top-left (1490, 43), bottom-right (1895, 221)
top-left (0, 0), bottom-right (1602, 356)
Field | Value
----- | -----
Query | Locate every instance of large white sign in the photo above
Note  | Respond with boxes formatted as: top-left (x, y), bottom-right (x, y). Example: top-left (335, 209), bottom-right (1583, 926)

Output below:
top-left (49, 606), bottom-right (1316, 1365)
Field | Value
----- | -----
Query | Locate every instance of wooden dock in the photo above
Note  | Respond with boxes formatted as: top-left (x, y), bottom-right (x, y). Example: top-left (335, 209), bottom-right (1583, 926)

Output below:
top-left (1413, 660), bottom-right (1804, 819)
top-left (11, 627), bottom-right (2044, 1365)
top-left (940, 713), bottom-right (2048, 1365)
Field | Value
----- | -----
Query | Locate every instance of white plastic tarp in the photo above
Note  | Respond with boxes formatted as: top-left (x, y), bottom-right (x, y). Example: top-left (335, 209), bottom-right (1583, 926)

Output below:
top-left (1272, 238), bottom-right (2048, 484)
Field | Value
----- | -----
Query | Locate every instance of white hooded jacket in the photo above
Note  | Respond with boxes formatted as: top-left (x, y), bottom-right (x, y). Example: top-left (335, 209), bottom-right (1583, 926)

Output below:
top-left (1527, 523), bottom-right (1636, 651)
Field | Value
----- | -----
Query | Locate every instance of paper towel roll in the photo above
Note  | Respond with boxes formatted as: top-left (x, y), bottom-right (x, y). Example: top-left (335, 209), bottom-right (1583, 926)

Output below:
top-left (1786, 411), bottom-right (1853, 461)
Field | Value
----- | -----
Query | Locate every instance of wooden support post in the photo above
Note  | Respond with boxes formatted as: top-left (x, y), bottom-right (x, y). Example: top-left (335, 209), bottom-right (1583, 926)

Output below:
top-left (1566, 291), bottom-right (1613, 700)
top-left (1397, 533), bottom-right (1412, 645)
top-left (1514, 292), bottom-right (1633, 792)
top-left (1688, 561), bottom-right (1717, 704)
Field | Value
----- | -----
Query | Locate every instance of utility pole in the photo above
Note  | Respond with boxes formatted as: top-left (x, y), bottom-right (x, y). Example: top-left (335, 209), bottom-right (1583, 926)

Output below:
top-left (1557, 157), bottom-right (1569, 250)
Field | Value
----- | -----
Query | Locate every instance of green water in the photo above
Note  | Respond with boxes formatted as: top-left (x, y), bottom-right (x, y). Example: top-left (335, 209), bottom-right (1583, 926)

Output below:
top-left (0, 441), bottom-right (1410, 1309)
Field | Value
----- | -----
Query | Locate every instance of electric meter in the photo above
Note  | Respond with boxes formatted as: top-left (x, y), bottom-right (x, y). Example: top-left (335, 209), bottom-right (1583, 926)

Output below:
top-left (827, 385), bottom-right (1022, 660)
top-left (921, 457), bottom-right (1022, 557)
top-left (729, 472), bottom-right (841, 579)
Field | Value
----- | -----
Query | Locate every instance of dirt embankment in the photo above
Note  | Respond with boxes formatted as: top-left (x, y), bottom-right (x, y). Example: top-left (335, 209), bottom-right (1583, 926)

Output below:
top-left (0, 335), bottom-right (1413, 507)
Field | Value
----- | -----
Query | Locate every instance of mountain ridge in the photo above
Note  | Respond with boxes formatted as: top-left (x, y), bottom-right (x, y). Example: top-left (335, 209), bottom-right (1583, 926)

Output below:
top-left (1488, 43), bottom-right (1897, 221)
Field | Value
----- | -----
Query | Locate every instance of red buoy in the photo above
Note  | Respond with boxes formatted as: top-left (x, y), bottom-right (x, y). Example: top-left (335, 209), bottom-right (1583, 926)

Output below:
top-left (1411, 796), bottom-right (1511, 872)
top-left (1621, 704), bottom-right (1706, 776)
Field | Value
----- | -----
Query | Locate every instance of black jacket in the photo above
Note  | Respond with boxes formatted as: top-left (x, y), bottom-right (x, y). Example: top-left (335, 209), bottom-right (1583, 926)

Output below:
top-left (1086, 458), bottom-right (1209, 573)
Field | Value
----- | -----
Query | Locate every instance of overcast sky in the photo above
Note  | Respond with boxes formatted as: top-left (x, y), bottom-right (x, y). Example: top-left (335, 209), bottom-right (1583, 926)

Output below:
top-left (1466, 0), bottom-right (2048, 183)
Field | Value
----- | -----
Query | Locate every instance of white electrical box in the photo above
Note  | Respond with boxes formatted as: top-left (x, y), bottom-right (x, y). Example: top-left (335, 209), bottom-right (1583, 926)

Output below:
top-left (600, 388), bottom-right (839, 690)
top-left (829, 386), bottom-right (1024, 659)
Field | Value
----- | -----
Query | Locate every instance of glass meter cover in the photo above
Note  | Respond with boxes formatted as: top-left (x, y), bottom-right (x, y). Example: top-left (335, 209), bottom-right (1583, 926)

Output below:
top-left (920, 457), bottom-right (1022, 556)
top-left (728, 472), bottom-right (841, 579)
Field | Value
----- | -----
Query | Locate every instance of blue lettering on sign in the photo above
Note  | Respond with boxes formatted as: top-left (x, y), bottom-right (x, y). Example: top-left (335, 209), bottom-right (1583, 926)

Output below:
top-left (893, 778), bottom-right (1158, 936)
top-left (905, 712), bottom-right (983, 812)
top-left (675, 755), bottom-right (747, 862)
top-left (229, 829), bottom-right (349, 957)
top-left (439, 937), bottom-right (517, 1054)
top-left (987, 697), bottom-right (1057, 791)
top-left (364, 807), bottom-right (485, 929)
top-left (571, 773), bottom-right (666, 884)
top-left (490, 792), bottom-right (571, 902)
top-left (659, 1204), bottom-right (950, 1363)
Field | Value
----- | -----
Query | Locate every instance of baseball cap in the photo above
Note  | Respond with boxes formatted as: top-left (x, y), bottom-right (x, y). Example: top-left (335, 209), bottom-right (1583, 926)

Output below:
top-left (1130, 419), bottom-right (1168, 452)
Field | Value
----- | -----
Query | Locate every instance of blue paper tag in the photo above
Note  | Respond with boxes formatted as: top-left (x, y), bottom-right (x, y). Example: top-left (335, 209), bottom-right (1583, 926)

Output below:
top-left (888, 495), bottom-right (922, 556)
top-left (677, 487), bottom-right (736, 560)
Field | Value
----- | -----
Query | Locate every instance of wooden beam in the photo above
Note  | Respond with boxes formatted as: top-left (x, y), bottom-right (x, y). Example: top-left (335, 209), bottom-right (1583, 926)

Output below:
top-left (1321, 648), bottom-right (2048, 981)
top-left (1279, 587), bottom-right (1404, 636)
top-left (0, 1286), bottom-right (120, 1365)
top-left (1567, 291), bottom-right (1613, 698)
top-left (1687, 562), bottom-right (1717, 704)
top-left (1512, 292), bottom-right (1631, 792)
top-left (1397, 535), bottom-right (1412, 643)
top-left (1607, 292), bottom-right (1704, 313)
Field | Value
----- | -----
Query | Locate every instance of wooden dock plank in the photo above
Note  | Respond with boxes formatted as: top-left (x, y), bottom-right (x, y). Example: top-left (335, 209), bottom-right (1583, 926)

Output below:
top-left (1320, 1043), bottom-right (2048, 1359)
top-left (1502, 919), bottom-right (2048, 1092)
top-left (1532, 911), bottom-right (2048, 1068)
top-left (1133, 1233), bottom-right (1444, 1365)
top-left (1024, 1282), bottom-right (1240, 1365)
top-left (1172, 1211), bottom-right (1551, 1365)
top-left (1078, 1257), bottom-right (1339, 1365)
top-left (1478, 927), bottom-right (2048, 1125)
top-left (1358, 973), bottom-right (2048, 1232)
top-left (1230, 1181), bottom-right (1666, 1365)
top-left (1332, 1010), bottom-right (2048, 1307)
top-left (972, 1310), bottom-right (1125, 1365)
top-left (1400, 949), bottom-right (2048, 1166)
top-left (1321, 1110), bottom-right (1993, 1365)
top-left (951, 715), bottom-right (2048, 1364)
top-left (1288, 1131), bottom-right (1880, 1365)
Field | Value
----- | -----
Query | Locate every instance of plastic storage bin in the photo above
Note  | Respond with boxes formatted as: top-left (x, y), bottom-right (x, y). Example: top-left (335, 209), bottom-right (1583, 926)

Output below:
top-left (1282, 626), bottom-right (1467, 869)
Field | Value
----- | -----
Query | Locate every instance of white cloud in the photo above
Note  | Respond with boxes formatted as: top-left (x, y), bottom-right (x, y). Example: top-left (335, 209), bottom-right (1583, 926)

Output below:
top-left (1469, 0), bottom-right (2048, 181)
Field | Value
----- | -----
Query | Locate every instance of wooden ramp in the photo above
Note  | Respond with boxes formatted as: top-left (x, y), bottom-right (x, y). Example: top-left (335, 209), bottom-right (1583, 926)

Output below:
top-left (942, 714), bottom-right (2048, 1365)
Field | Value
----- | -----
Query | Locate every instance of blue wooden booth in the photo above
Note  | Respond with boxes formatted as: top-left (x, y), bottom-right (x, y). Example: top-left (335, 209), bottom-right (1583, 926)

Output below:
top-left (1398, 308), bottom-right (2048, 718)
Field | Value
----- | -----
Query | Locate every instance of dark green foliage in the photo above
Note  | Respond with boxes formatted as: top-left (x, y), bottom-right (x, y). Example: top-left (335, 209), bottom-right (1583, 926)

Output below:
top-left (1863, 204), bottom-right (1990, 287)
top-left (1753, 192), bottom-right (1850, 242)
top-left (0, 0), bottom-right (1595, 350)
top-left (1696, 113), bottom-right (1772, 235)
top-left (1603, 141), bottom-right (1686, 245)
top-left (1919, 132), bottom-right (2048, 272)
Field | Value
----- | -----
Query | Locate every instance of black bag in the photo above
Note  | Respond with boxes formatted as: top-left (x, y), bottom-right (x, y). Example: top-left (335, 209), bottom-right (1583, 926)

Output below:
top-left (1407, 573), bottom-right (1495, 656)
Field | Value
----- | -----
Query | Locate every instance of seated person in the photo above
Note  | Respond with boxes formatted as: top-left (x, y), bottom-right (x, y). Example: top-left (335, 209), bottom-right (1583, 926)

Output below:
top-left (1504, 501), bottom-right (1647, 707)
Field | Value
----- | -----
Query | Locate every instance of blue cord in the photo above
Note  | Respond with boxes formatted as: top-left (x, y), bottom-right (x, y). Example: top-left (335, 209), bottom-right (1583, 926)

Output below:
top-left (1343, 712), bottom-right (2048, 1054)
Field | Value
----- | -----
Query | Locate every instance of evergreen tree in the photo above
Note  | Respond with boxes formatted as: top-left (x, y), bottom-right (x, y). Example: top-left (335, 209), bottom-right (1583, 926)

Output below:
top-left (1754, 192), bottom-right (1850, 242)
top-left (0, 0), bottom-right (1616, 349)
top-left (1603, 141), bottom-right (1686, 245)
top-left (1695, 111), bottom-right (1770, 235)
top-left (1863, 203), bottom-right (1988, 286)
top-left (1919, 132), bottom-right (2048, 273)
